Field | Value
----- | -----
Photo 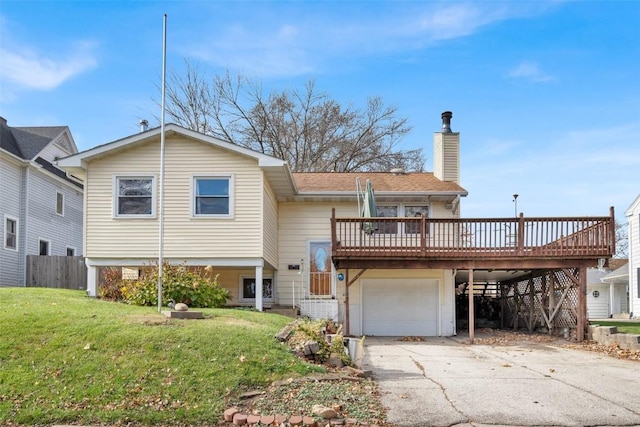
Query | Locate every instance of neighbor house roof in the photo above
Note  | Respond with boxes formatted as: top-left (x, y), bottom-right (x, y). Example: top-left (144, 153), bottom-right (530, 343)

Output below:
top-left (601, 263), bottom-right (629, 284)
top-left (0, 122), bottom-right (69, 161)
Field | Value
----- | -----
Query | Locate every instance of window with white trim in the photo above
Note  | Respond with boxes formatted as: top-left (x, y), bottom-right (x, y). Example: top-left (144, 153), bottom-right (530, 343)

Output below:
top-left (376, 204), bottom-right (429, 234)
top-left (192, 175), bottom-right (233, 217)
top-left (66, 247), bottom-right (76, 256)
top-left (115, 176), bottom-right (155, 217)
top-left (4, 216), bottom-right (17, 250)
top-left (240, 277), bottom-right (274, 301)
top-left (404, 205), bottom-right (429, 234)
top-left (56, 192), bottom-right (64, 216)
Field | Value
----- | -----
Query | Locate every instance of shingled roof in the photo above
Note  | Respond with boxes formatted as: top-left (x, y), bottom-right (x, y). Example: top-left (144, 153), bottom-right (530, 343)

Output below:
top-left (292, 172), bottom-right (467, 194)
top-left (0, 120), bottom-right (68, 161)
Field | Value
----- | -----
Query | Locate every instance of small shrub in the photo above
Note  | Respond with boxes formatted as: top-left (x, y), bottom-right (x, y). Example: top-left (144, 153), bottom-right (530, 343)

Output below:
top-left (98, 267), bottom-right (123, 301)
top-left (120, 263), bottom-right (230, 308)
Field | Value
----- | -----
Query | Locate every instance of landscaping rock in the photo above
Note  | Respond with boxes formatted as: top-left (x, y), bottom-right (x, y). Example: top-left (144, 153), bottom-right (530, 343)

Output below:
top-left (326, 353), bottom-right (345, 368)
top-left (289, 415), bottom-right (303, 425)
top-left (312, 404), bottom-right (338, 419)
top-left (303, 415), bottom-right (316, 426)
top-left (233, 412), bottom-right (248, 425)
top-left (247, 414), bottom-right (260, 424)
top-left (260, 415), bottom-right (275, 425)
top-left (224, 407), bottom-right (239, 422)
top-left (304, 340), bottom-right (320, 356)
top-left (174, 302), bottom-right (189, 311)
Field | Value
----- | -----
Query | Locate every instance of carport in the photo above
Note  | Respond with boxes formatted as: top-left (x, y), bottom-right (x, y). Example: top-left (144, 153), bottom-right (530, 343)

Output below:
top-left (331, 208), bottom-right (616, 342)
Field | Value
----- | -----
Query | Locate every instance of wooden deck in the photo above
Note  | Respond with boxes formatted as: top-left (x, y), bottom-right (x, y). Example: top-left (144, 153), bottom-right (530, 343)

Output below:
top-left (331, 208), bottom-right (616, 269)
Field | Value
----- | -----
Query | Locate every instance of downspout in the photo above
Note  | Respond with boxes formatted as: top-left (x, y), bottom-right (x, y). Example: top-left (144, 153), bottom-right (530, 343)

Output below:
top-left (22, 166), bottom-right (30, 286)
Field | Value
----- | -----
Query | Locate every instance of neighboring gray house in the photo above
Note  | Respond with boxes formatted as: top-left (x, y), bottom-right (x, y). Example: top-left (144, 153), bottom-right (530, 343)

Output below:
top-left (0, 117), bottom-right (83, 287)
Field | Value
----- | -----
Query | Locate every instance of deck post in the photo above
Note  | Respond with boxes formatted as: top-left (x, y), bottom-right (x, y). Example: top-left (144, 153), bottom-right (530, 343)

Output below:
top-left (517, 213), bottom-right (525, 255)
top-left (577, 266), bottom-right (587, 342)
top-left (528, 274), bottom-right (535, 333)
top-left (345, 269), bottom-right (350, 336)
top-left (468, 269), bottom-right (475, 344)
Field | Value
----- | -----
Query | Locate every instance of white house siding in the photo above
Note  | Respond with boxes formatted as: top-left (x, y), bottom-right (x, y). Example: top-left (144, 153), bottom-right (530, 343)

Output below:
top-left (26, 168), bottom-right (83, 257)
top-left (85, 136), bottom-right (264, 260)
top-left (262, 181), bottom-right (278, 269)
top-left (39, 140), bottom-right (74, 163)
top-left (433, 132), bottom-right (460, 184)
top-left (0, 157), bottom-right (24, 286)
top-left (627, 196), bottom-right (640, 318)
top-left (587, 283), bottom-right (610, 319)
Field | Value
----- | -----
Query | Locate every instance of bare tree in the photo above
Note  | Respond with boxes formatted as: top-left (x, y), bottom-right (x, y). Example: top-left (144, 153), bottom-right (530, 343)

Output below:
top-left (159, 62), bottom-right (423, 172)
top-left (614, 220), bottom-right (628, 258)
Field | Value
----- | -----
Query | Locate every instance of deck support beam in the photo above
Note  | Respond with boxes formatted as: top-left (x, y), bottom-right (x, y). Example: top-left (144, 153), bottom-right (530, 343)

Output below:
top-left (577, 266), bottom-right (587, 342)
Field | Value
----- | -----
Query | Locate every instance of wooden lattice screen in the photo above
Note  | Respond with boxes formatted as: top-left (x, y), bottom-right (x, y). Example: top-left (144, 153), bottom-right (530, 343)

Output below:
top-left (501, 268), bottom-right (581, 337)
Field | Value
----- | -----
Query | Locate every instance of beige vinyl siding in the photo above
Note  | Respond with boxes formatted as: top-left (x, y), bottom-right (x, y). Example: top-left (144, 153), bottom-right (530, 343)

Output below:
top-left (85, 136), bottom-right (264, 259)
top-left (262, 181), bottom-right (278, 268)
top-left (277, 201), bottom-right (355, 305)
top-left (433, 132), bottom-right (459, 184)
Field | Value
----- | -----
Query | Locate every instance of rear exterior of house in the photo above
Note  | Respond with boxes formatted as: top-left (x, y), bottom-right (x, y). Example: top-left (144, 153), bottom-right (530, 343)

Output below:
top-left (0, 118), bottom-right (83, 287)
top-left (58, 115), bottom-right (466, 336)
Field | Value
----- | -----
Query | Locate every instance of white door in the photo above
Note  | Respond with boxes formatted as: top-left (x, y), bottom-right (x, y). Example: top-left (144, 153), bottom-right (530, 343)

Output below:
top-left (362, 279), bottom-right (438, 336)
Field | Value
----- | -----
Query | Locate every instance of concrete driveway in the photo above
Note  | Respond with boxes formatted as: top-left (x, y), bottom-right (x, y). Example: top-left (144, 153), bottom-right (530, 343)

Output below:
top-left (361, 335), bottom-right (640, 427)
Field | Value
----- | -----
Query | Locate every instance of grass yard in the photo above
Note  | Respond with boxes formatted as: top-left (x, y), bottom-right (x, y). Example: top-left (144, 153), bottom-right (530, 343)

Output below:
top-left (589, 320), bottom-right (640, 335)
top-left (0, 288), bottom-right (325, 426)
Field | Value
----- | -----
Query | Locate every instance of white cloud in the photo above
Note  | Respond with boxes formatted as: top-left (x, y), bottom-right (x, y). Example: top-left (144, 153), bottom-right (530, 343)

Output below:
top-left (0, 40), bottom-right (98, 90)
top-left (508, 61), bottom-right (555, 83)
top-left (184, 2), bottom-right (560, 78)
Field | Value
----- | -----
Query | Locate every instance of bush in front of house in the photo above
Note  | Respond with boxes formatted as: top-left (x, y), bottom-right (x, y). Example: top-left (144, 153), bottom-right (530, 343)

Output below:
top-left (120, 263), bottom-right (230, 308)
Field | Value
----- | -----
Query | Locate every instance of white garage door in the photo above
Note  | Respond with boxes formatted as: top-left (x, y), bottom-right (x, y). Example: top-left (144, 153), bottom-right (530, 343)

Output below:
top-left (362, 279), bottom-right (439, 336)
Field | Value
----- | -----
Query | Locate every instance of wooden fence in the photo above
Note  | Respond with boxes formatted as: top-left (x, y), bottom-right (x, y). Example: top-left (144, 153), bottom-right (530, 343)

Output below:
top-left (26, 256), bottom-right (87, 290)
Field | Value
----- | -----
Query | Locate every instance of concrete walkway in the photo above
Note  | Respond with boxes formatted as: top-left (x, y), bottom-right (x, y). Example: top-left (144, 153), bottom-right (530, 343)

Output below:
top-left (361, 335), bottom-right (640, 427)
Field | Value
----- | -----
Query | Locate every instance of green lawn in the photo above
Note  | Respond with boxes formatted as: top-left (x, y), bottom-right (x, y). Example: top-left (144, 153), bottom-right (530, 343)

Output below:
top-left (0, 288), bottom-right (322, 425)
top-left (589, 320), bottom-right (640, 335)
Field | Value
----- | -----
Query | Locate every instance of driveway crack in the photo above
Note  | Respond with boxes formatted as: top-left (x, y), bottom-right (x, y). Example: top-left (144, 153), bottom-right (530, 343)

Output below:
top-left (410, 356), bottom-right (470, 423)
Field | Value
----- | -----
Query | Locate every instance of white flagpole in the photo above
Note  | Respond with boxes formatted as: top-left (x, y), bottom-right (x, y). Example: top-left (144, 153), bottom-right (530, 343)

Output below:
top-left (157, 14), bottom-right (167, 313)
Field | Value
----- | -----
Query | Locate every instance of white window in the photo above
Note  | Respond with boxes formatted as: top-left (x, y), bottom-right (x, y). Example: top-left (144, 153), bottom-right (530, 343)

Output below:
top-left (405, 205), bottom-right (429, 234)
top-left (192, 175), bottom-right (233, 217)
top-left (240, 277), bottom-right (274, 302)
top-left (4, 216), bottom-right (18, 250)
top-left (39, 239), bottom-right (50, 255)
top-left (56, 192), bottom-right (64, 216)
top-left (376, 204), bottom-right (429, 234)
top-left (114, 176), bottom-right (155, 217)
top-left (66, 246), bottom-right (76, 256)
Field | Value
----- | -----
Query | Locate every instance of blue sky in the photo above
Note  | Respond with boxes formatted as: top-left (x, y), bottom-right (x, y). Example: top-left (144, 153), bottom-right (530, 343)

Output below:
top-left (1, 1), bottom-right (639, 221)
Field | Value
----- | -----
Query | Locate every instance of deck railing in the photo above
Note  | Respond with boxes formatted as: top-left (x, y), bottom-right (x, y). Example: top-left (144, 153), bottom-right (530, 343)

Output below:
top-left (331, 208), bottom-right (615, 259)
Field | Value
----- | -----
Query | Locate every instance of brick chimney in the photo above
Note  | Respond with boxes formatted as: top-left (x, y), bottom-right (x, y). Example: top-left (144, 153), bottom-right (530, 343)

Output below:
top-left (433, 111), bottom-right (459, 184)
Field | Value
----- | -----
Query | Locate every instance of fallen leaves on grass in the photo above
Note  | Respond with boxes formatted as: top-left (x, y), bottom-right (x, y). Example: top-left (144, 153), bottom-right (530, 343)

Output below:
top-left (231, 375), bottom-right (386, 424)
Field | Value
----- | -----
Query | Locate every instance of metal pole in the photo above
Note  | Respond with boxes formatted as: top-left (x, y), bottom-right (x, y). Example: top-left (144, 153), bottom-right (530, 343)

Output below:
top-left (157, 14), bottom-right (167, 313)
